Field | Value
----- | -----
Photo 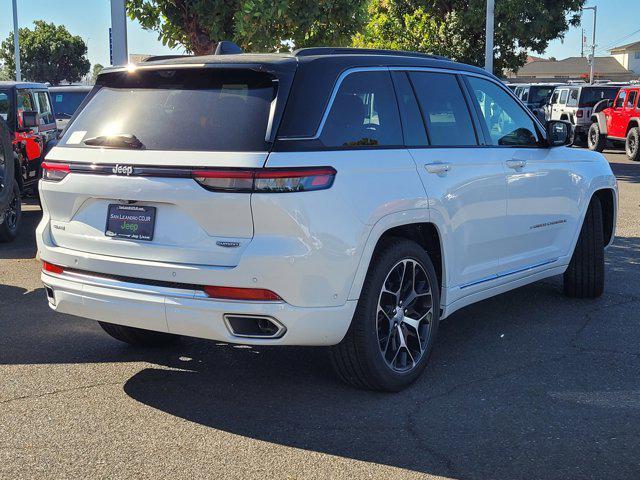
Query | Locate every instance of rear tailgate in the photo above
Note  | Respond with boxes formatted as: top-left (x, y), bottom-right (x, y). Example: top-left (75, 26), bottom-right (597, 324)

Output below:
top-left (41, 63), bottom-right (295, 267)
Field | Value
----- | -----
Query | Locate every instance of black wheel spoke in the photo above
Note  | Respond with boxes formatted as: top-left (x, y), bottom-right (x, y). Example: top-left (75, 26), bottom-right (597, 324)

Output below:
top-left (376, 258), bottom-right (434, 373)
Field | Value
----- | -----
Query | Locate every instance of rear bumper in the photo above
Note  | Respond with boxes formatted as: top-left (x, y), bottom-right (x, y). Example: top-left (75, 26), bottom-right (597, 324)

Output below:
top-left (42, 270), bottom-right (356, 346)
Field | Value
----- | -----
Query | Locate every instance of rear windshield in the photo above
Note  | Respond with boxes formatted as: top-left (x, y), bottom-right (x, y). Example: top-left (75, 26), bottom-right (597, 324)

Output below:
top-left (51, 91), bottom-right (90, 119)
top-left (578, 87), bottom-right (619, 107)
top-left (59, 69), bottom-right (276, 151)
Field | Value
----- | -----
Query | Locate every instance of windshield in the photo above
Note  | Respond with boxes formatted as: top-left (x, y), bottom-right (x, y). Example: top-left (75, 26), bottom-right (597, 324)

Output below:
top-left (0, 90), bottom-right (8, 120)
top-left (528, 86), bottom-right (555, 105)
top-left (51, 91), bottom-right (89, 118)
top-left (578, 87), bottom-right (620, 107)
top-left (59, 69), bottom-right (277, 151)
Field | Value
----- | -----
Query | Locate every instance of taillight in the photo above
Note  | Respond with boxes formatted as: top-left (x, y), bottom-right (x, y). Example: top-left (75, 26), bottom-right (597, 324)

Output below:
top-left (41, 162), bottom-right (70, 182)
top-left (254, 168), bottom-right (335, 192)
top-left (203, 286), bottom-right (282, 301)
top-left (42, 261), bottom-right (64, 274)
top-left (191, 167), bottom-right (336, 193)
top-left (576, 110), bottom-right (583, 118)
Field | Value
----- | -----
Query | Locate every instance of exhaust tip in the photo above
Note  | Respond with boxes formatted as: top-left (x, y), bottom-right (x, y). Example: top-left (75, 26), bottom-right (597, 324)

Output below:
top-left (224, 314), bottom-right (286, 339)
top-left (45, 286), bottom-right (56, 305)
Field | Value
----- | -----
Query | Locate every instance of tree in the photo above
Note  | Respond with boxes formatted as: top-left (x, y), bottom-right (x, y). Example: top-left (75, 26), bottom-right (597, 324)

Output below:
top-left (126, 0), bottom-right (367, 55)
top-left (0, 63), bottom-right (10, 81)
top-left (353, 0), bottom-right (587, 74)
top-left (91, 63), bottom-right (104, 84)
top-left (0, 21), bottom-right (90, 85)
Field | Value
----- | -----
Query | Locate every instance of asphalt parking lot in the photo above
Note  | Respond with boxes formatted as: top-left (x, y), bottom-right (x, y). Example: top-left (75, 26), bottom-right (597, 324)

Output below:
top-left (0, 150), bottom-right (638, 480)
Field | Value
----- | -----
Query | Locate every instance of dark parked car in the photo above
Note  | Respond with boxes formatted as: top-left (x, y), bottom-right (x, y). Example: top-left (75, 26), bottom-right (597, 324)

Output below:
top-left (0, 81), bottom-right (57, 241)
top-left (49, 85), bottom-right (92, 131)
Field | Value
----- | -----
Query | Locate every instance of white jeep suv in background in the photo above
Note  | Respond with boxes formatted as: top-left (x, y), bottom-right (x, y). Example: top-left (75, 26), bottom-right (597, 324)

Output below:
top-left (37, 47), bottom-right (618, 391)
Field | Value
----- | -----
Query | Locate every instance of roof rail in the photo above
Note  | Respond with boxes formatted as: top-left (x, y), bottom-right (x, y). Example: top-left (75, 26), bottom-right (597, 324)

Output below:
top-left (141, 54), bottom-right (192, 62)
top-left (293, 47), bottom-right (450, 61)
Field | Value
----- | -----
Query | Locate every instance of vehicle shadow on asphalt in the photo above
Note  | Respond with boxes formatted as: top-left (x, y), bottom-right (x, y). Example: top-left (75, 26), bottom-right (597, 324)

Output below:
top-left (0, 199), bottom-right (638, 479)
top-left (117, 237), bottom-right (640, 480)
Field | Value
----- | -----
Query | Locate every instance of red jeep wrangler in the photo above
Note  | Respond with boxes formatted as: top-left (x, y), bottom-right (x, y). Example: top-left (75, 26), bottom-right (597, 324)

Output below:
top-left (588, 84), bottom-right (640, 161)
top-left (0, 81), bottom-right (57, 241)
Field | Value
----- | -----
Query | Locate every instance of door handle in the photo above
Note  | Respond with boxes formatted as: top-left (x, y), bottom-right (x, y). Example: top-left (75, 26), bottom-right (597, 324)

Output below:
top-left (425, 163), bottom-right (451, 174)
top-left (506, 159), bottom-right (526, 169)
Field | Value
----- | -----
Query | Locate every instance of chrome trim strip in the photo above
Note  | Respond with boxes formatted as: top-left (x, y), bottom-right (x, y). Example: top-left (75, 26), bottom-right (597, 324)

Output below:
top-left (43, 271), bottom-right (198, 299)
top-left (459, 258), bottom-right (559, 290)
top-left (223, 314), bottom-right (287, 339)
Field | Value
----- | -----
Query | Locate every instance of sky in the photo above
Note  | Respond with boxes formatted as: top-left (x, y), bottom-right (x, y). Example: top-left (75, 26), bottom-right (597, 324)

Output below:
top-left (1, 0), bottom-right (639, 69)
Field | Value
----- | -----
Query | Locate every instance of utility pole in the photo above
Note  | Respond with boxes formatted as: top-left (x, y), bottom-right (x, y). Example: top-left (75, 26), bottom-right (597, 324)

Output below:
top-left (484, 0), bottom-right (495, 74)
top-left (581, 28), bottom-right (585, 57)
top-left (583, 6), bottom-right (597, 84)
top-left (12, 0), bottom-right (21, 81)
top-left (110, 0), bottom-right (128, 65)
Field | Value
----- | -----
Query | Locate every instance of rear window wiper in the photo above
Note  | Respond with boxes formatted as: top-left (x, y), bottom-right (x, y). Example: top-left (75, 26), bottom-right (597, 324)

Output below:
top-left (84, 134), bottom-right (146, 150)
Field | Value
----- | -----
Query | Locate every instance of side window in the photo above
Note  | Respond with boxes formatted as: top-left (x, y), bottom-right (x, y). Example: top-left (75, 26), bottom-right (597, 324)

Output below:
top-left (320, 71), bottom-right (402, 148)
top-left (559, 90), bottom-right (568, 104)
top-left (17, 90), bottom-right (33, 111)
top-left (467, 76), bottom-right (540, 147)
top-left (36, 91), bottom-right (54, 125)
top-left (521, 88), bottom-right (529, 102)
top-left (409, 72), bottom-right (477, 146)
top-left (614, 91), bottom-right (626, 108)
top-left (626, 91), bottom-right (637, 109)
top-left (550, 90), bottom-right (560, 104)
top-left (567, 89), bottom-right (579, 107)
top-left (391, 72), bottom-right (427, 146)
top-left (0, 93), bottom-right (8, 120)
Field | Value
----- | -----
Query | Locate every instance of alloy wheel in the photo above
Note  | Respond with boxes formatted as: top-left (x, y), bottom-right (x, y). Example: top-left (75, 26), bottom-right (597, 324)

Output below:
top-left (376, 259), bottom-right (434, 373)
top-left (4, 188), bottom-right (18, 230)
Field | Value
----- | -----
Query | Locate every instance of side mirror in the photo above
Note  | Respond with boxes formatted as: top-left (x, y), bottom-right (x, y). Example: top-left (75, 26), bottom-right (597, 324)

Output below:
top-left (547, 120), bottom-right (572, 147)
top-left (20, 110), bottom-right (40, 129)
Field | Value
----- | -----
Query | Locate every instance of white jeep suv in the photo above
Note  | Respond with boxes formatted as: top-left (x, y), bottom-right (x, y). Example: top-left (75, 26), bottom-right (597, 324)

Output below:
top-left (37, 47), bottom-right (617, 391)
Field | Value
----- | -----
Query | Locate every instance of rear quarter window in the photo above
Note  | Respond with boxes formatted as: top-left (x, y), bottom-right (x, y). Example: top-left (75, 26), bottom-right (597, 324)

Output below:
top-left (320, 71), bottom-right (402, 148)
top-left (59, 69), bottom-right (277, 152)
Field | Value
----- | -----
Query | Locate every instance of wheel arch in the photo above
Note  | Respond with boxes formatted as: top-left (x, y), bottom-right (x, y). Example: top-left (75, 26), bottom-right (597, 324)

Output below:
top-left (626, 118), bottom-right (640, 135)
top-left (591, 112), bottom-right (608, 135)
top-left (593, 188), bottom-right (616, 247)
top-left (347, 214), bottom-right (446, 304)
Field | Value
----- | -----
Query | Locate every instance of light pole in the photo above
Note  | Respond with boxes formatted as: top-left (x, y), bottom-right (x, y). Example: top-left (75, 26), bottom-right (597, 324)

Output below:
top-left (484, 0), bottom-right (495, 74)
top-left (110, 0), bottom-right (128, 65)
top-left (12, 0), bottom-right (21, 81)
top-left (583, 6), bottom-right (597, 84)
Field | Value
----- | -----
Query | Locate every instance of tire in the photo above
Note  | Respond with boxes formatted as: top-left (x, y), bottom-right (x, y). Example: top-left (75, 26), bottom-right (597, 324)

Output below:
top-left (563, 196), bottom-right (605, 298)
top-left (0, 180), bottom-right (21, 243)
top-left (625, 127), bottom-right (640, 162)
top-left (330, 238), bottom-right (440, 392)
top-left (98, 321), bottom-right (180, 347)
top-left (587, 123), bottom-right (606, 152)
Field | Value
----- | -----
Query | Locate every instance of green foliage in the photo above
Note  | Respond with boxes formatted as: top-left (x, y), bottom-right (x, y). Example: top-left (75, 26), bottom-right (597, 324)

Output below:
top-left (126, 0), bottom-right (368, 54)
top-left (0, 21), bottom-right (90, 85)
top-left (91, 63), bottom-right (104, 84)
top-left (353, 0), bottom-right (587, 74)
top-left (0, 63), bottom-right (10, 81)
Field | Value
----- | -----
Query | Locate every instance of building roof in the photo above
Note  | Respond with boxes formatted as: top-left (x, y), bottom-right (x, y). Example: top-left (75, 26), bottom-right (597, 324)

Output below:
top-left (610, 40), bottom-right (640, 53)
top-left (516, 56), bottom-right (630, 76)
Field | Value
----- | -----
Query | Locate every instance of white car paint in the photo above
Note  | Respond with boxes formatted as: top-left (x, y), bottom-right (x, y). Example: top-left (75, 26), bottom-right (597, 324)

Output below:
top-left (37, 66), bottom-right (618, 347)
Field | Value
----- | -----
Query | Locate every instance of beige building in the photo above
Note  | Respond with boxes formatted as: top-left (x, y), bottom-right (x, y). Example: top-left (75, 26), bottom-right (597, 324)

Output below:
top-left (506, 56), bottom-right (637, 83)
top-left (610, 40), bottom-right (640, 74)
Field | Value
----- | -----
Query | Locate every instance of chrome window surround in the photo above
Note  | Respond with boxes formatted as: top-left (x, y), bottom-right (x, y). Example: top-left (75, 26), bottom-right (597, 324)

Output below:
top-left (277, 65), bottom-right (546, 142)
